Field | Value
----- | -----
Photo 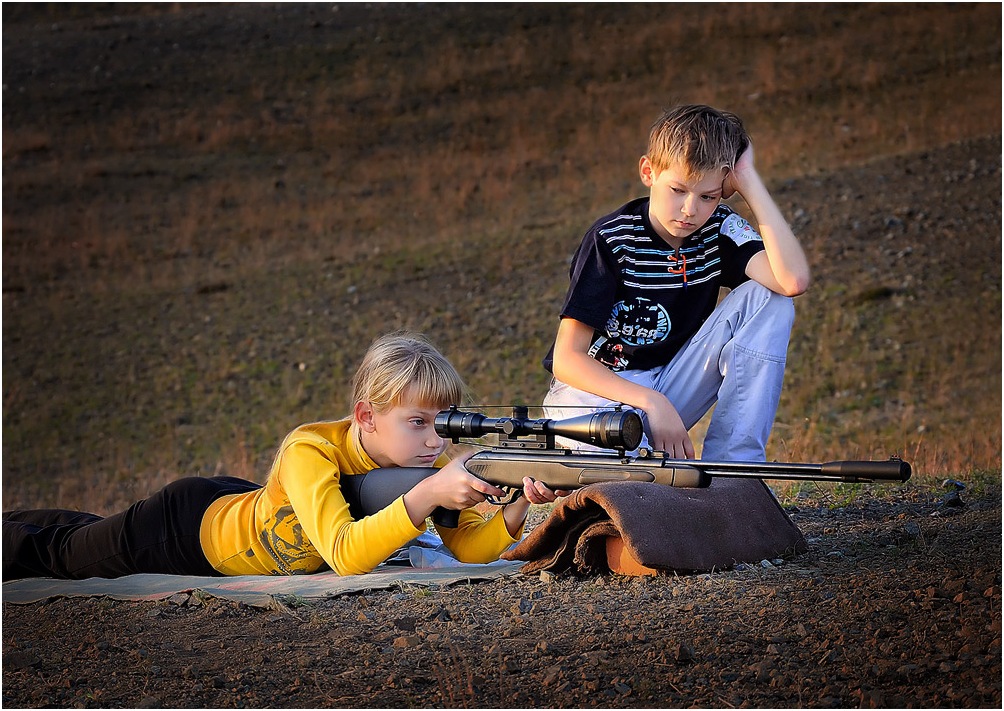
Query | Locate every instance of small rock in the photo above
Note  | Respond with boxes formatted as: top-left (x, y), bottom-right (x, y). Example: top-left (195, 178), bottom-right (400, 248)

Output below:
top-left (613, 681), bottom-right (632, 695)
top-left (393, 617), bottom-right (417, 632)
top-left (940, 491), bottom-right (966, 508)
top-left (536, 640), bottom-right (554, 654)
top-left (3, 651), bottom-right (41, 670)
top-left (675, 643), bottom-right (695, 662)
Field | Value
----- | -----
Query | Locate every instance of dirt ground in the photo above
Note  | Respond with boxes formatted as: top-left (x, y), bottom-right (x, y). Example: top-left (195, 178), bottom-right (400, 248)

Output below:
top-left (2, 484), bottom-right (1000, 708)
top-left (5, 131), bottom-right (1003, 706)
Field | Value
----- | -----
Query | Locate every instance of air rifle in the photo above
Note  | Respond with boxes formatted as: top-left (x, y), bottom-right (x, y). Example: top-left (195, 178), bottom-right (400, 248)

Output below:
top-left (341, 405), bottom-right (912, 529)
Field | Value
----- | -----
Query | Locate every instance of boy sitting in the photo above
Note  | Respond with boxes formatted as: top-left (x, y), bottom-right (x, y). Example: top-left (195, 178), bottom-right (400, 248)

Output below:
top-left (543, 104), bottom-right (810, 462)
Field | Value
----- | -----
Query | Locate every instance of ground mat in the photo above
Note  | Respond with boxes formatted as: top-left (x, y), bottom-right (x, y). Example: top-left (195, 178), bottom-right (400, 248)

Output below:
top-left (2, 560), bottom-right (523, 608)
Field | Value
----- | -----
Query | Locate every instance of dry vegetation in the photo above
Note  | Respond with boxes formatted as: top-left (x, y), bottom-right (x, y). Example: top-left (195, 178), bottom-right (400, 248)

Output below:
top-left (3, 3), bottom-right (1001, 509)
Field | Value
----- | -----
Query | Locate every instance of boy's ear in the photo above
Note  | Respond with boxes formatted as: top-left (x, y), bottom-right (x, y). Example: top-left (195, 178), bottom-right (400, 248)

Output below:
top-left (354, 401), bottom-right (377, 433)
top-left (638, 155), bottom-right (656, 187)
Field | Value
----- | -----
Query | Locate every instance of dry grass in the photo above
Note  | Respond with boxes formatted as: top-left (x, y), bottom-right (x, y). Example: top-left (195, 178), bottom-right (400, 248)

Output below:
top-left (2, 3), bottom-right (1000, 512)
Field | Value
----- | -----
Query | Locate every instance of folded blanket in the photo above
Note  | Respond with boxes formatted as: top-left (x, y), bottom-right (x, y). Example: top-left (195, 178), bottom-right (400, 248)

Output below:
top-left (502, 479), bottom-right (807, 575)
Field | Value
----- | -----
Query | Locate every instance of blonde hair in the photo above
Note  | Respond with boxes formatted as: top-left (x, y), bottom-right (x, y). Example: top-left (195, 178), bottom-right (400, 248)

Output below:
top-left (646, 104), bottom-right (748, 178)
top-left (348, 332), bottom-right (467, 436)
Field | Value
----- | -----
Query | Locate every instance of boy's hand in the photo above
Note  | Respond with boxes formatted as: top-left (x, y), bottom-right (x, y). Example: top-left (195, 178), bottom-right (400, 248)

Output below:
top-left (645, 395), bottom-right (695, 459)
top-left (722, 140), bottom-right (757, 200)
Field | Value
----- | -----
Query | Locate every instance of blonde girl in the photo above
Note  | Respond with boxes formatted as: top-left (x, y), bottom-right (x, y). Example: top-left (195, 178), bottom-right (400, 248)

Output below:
top-left (4, 332), bottom-right (560, 580)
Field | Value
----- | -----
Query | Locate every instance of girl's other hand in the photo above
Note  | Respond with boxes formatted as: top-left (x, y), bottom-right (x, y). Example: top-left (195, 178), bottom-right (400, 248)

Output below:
top-left (521, 477), bottom-right (570, 505)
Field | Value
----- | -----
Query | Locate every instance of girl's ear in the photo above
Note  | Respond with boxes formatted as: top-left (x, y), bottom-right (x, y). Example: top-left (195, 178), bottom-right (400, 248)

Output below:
top-left (639, 155), bottom-right (656, 187)
top-left (354, 400), bottom-right (377, 433)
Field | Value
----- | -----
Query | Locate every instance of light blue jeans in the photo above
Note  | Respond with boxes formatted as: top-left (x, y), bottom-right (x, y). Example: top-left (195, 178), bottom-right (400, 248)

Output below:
top-left (543, 281), bottom-right (795, 462)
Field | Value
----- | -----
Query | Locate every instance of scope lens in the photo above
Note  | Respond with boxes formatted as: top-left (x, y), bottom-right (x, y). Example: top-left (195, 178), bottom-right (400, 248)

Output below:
top-left (591, 410), bottom-right (643, 450)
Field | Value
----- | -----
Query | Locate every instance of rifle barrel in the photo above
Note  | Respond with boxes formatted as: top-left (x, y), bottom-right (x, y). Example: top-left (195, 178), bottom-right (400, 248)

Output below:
top-left (689, 457), bottom-right (911, 483)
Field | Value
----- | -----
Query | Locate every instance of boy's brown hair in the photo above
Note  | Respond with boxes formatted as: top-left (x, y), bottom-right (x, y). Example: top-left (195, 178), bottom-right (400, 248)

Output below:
top-left (646, 105), bottom-right (748, 178)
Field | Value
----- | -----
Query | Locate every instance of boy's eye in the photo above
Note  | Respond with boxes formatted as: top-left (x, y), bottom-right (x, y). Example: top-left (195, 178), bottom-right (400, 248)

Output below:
top-left (701, 194), bottom-right (716, 201)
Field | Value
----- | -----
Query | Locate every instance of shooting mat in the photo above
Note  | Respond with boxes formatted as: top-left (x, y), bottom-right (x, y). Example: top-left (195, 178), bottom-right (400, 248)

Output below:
top-left (503, 478), bottom-right (807, 575)
top-left (2, 540), bottom-right (522, 608)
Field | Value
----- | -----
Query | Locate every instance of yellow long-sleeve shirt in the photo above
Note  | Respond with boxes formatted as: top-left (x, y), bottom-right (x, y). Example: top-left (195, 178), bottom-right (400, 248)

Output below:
top-left (199, 419), bottom-right (522, 576)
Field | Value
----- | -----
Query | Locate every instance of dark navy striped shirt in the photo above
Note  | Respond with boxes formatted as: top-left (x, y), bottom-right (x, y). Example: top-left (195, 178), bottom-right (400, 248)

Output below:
top-left (544, 197), bottom-right (765, 372)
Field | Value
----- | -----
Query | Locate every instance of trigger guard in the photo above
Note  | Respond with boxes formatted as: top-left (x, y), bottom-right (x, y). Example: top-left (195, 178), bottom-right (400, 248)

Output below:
top-left (485, 488), bottom-right (523, 507)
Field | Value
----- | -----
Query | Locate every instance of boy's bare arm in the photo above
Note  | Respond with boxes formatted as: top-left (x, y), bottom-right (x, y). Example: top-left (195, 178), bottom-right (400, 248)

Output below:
top-left (551, 317), bottom-right (695, 458)
top-left (725, 144), bottom-right (811, 296)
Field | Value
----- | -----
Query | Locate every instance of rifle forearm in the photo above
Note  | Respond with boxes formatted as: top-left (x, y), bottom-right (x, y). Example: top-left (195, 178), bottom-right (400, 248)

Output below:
top-left (463, 449), bottom-right (911, 489)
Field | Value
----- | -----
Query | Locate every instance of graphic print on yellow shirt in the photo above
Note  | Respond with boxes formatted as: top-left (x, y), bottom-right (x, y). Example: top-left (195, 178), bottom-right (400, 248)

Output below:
top-left (258, 504), bottom-right (325, 574)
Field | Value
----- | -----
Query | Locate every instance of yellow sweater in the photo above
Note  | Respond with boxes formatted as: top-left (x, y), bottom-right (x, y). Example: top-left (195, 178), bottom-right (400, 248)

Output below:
top-left (199, 419), bottom-right (522, 576)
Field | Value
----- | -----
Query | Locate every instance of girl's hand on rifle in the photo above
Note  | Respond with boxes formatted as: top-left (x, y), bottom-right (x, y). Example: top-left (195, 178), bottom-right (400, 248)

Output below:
top-left (402, 454), bottom-right (505, 528)
top-left (500, 478), bottom-right (570, 538)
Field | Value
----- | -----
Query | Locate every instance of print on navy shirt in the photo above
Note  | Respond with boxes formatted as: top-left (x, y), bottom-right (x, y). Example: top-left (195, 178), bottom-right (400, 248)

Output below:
top-left (590, 297), bottom-right (672, 370)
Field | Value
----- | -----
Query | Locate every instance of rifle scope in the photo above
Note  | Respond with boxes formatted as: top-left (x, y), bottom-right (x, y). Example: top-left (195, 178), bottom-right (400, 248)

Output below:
top-left (435, 406), bottom-right (644, 451)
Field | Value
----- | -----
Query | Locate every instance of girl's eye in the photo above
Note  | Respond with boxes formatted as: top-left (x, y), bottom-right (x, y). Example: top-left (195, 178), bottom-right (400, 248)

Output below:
top-left (701, 194), bottom-right (716, 201)
top-left (672, 188), bottom-right (685, 194)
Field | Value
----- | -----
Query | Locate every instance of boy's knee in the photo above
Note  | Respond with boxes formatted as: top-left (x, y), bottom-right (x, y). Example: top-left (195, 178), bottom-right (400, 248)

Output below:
top-left (735, 281), bottom-right (795, 330)
top-left (765, 288), bottom-right (795, 329)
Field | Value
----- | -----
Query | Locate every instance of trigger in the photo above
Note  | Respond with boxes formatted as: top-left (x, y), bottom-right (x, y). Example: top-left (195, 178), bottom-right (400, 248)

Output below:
top-left (485, 488), bottom-right (523, 506)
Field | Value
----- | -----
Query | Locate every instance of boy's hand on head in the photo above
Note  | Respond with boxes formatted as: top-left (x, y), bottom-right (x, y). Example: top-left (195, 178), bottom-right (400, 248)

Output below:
top-left (722, 140), bottom-right (757, 200)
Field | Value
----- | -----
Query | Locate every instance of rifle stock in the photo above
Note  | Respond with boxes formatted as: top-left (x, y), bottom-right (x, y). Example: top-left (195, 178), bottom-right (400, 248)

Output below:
top-left (341, 468), bottom-right (461, 529)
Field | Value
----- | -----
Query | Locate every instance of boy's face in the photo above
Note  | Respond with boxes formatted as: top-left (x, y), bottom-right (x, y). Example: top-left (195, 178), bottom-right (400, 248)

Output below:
top-left (639, 156), bottom-right (725, 244)
top-left (355, 391), bottom-right (447, 468)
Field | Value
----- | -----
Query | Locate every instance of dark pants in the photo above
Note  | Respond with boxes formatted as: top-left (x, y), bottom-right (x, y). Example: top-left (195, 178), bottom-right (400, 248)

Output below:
top-left (2, 476), bottom-right (261, 581)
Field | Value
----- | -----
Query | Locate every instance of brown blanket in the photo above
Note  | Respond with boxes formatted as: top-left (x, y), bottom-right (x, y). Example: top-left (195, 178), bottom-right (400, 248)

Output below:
top-left (502, 479), bottom-right (807, 575)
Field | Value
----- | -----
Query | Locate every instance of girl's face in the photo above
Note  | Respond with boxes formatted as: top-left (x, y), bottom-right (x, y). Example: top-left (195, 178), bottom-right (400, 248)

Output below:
top-left (639, 156), bottom-right (725, 246)
top-left (355, 391), bottom-right (446, 468)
